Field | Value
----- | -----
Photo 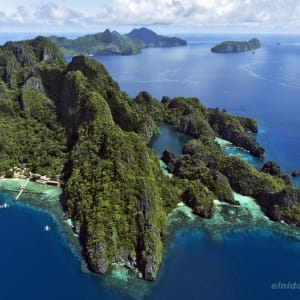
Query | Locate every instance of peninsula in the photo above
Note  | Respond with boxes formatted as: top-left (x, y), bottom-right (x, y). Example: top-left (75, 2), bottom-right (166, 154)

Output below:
top-left (211, 38), bottom-right (261, 53)
top-left (1, 36), bottom-right (300, 282)
top-left (49, 27), bottom-right (187, 56)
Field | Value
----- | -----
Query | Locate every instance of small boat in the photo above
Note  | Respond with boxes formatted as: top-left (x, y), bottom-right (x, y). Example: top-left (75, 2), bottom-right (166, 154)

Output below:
top-left (252, 51), bottom-right (255, 55)
top-left (0, 203), bottom-right (9, 209)
top-left (277, 42), bottom-right (280, 46)
top-left (44, 225), bottom-right (51, 231)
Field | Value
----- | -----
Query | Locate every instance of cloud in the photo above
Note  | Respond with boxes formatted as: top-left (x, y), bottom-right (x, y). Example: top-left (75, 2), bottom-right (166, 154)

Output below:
top-left (34, 2), bottom-right (84, 25)
top-left (11, 6), bottom-right (29, 24)
top-left (88, 0), bottom-right (298, 29)
top-left (0, 2), bottom-right (85, 27)
top-left (91, 0), bottom-right (215, 25)
top-left (289, 4), bottom-right (300, 26)
top-left (1, 0), bottom-right (300, 32)
top-left (0, 7), bottom-right (27, 25)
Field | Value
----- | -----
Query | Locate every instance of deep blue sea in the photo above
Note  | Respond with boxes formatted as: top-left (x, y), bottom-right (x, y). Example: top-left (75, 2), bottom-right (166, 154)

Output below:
top-left (1, 33), bottom-right (300, 300)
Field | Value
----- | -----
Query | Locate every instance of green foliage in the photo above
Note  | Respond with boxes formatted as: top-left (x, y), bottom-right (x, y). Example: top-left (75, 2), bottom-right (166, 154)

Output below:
top-left (0, 37), bottom-right (68, 176)
top-left (5, 170), bottom-right (14, 178)
top-left (208, 109), bottom-right (264, 157)
top-left (216, 155), bottom-right (286, 197)
top-left (134, 91), bottom-right (166, 121)
top-left (126, 27), bottom-right (187, 48)
top-left (50, 28), bottom-right (186, 57)
top-left (165, 97), bottom-right (207, 126)
top-left (282, 202), bottom-right (300, 225)
top-left (237, 116), bottom-right (258, 133)
top-left (209, 109), bottom-right (254, 135)
top-left (211, 38), bottom-right (261, 53)
top-left (173, 155), bottom-right (234, 203)
top-left (182, 138), bottom-right (222, 164)
top-left (58, 59), bottom-right (178, 279)
top-left (50, 30), bottom-right (141, 56)
top-left (181, 180), bottom-right (215, 218)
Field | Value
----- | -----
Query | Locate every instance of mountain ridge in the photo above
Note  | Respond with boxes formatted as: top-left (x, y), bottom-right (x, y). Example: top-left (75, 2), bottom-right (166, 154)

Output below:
top-left (49, 27), bottom-right (187, 56)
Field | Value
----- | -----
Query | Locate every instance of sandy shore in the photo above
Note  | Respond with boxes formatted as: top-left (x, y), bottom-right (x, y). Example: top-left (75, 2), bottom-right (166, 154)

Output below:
top-left (0, 178), bottom-right (83, 257)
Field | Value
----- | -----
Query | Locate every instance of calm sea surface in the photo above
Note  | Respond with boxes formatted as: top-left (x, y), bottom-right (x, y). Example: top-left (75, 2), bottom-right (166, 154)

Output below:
top-left (1, 33), bottom-right (300, 300)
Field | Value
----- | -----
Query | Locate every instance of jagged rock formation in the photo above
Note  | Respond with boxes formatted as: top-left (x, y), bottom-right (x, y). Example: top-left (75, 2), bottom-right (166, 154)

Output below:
top-left (135, 92), bottom-right (300, 224)
top-left (211, 38), bottom-right (261, 53)
top-left (262, 161), bottom-right (291, 185)
top-left (208, 109), bottom-right (264, 157)
top-left (0, 36), bottom-right (67, 175)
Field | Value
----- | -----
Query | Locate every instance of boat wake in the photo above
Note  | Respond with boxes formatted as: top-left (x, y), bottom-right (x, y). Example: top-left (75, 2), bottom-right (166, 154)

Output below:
top-left (240, 62), bottom-right (300, 89)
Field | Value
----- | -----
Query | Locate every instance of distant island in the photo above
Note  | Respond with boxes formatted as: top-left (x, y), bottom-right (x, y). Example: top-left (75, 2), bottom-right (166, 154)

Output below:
top-left (49, 27), bottom-right (187, 56)
top-left (125, 27), bottom-right (187, 48)
top-left (211, 38), bottom-right (261, 53)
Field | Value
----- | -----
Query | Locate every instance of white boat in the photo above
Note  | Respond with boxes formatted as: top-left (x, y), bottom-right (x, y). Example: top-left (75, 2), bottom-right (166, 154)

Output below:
top-left (0, 203), bottom-right (9, 209)
top-left (44, 225), bottom-right (51, 231)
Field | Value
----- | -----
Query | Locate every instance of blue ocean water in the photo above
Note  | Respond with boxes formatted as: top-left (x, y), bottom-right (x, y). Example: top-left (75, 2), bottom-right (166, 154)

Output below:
top-left (97, 34), bottom-right (300, 185)
top-left (145, 229), bottom-right (300, 300)
top-left (0, 193), bottom-right (126, 300)
top-left (1, 33), bottom-right (300, 300)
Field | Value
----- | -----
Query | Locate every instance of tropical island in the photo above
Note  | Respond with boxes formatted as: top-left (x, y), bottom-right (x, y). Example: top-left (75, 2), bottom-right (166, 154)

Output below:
top-left (1, 36), bottom-right (300, 282)
top-left (49, 27), bottom-right (187, 56)
top-left (211, 38), bottom-right (261, 53)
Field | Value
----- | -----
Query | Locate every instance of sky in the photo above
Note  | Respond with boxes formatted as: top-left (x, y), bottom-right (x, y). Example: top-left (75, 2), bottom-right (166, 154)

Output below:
top-left (1, 0), bottom-right (300, 34)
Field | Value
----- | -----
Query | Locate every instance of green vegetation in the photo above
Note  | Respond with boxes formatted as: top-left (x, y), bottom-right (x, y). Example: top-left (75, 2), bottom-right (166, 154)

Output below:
top-left (216, 155), bottom-right (286, 196)
top-left (61, 67), bottom-right (177, 279)
top-left (50, 30), bottom-right (141, 56)
top-left (208, 109), bottom-right (264, 157)
top-left (282, 201), bottom-right (300, 226)
top-left (1, 35), bottom-right (300, 283)
top-left (181, 180), bottom-right (215, 218)
top-left (126, 27), bottom-right (187, 48)
top-left (0, 37), bottom-right (177, 281)
top-left (0, 37), bottom-right (67, 177)
top-left (137, 91), bottom-right (300, 225)
top-left (50, 28), bottom-right (186, 57)
top-left (211, 38), bottom-right (261, 53)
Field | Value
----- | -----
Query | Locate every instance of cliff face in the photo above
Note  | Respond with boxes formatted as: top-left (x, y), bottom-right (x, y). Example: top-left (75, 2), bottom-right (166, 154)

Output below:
top-left (211, 38), bottom-right (261, 53)
top-left (0, 36), bottom-right (67, 176)
top-left (60, 56), bottom-right (171, 280)
top-left (208, 109), bottom-right (264, 157)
